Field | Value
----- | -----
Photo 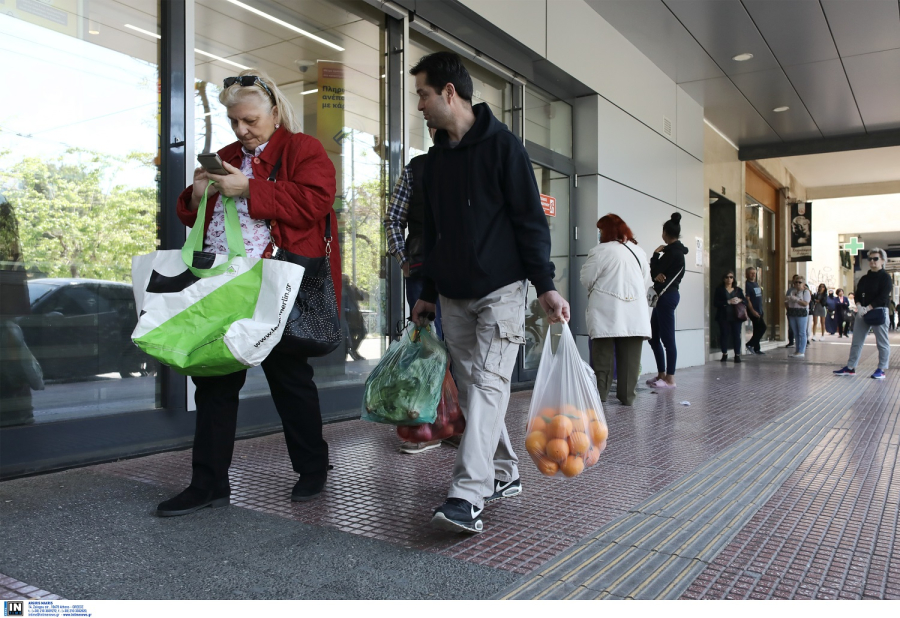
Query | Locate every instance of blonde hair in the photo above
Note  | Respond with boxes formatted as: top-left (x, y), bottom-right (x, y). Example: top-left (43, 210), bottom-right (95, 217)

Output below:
top-left (218, 68), bottom-right (300, 134)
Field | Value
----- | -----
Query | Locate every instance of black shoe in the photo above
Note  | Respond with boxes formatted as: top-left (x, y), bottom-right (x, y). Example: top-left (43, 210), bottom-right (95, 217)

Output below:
top-left (431, 498), bottom-right (484, 533)
top-left (784, 342), bottom-right (794, 348)
top-left (734, 355), bottom-right (742, 363)
top-left (720, 353), bottom-right (728, 362)
top-left (745, 345), bottom-right (755, 355)
top-left (156, 486), bottom-right (230, 517)
top-left (485, 478), bottom-right (522, 504)
top-left (291, 470), bottom-right (329, 502)
top-left (754, 349), bottom-right (765, 355)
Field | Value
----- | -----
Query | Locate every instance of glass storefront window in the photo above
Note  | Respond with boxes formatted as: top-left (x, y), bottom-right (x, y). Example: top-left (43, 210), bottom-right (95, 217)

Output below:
top-left (524, 164), bottom-right (570, 371)
top-left (190, 0), bottom-right (388, 396)
top-left (525, 87), bottom-right (572, 158)
top-left (745, 195), bottom-right (776, 339)
top-left (407, 32), bottom-right (514, 158)
top-left (0, 2), bottom-right (162, 426)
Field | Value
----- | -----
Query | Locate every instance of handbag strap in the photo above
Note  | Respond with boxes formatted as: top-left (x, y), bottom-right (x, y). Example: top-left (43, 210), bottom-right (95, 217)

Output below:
top-left (268, 157), bottom-right (333, 259)
top-left (659, 266), bottom-right (684, 297)
top-left (622, 242), bottom-right (643, 276)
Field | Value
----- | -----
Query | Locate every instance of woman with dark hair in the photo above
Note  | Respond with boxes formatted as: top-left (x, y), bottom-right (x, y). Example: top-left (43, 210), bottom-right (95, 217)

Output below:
top-left (714, 271), bottom-right (746, 363)
top-left (580, 214), bottom-right (652, 406)
top-left (834, 288), bottom-right (849, 337)
top-left (647, 213), bottom-right (688, 388)
top-left (810, 283), bottom-right (827, 341)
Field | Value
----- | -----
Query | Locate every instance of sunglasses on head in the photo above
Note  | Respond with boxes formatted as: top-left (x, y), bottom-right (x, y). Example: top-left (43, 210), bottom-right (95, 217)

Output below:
top-left (223, 75), bottom-right (275, 103)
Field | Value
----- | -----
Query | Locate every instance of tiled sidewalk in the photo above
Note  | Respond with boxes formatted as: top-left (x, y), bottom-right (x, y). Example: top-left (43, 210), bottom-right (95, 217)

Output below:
top-left (1, 332), bottom-right (897, 599)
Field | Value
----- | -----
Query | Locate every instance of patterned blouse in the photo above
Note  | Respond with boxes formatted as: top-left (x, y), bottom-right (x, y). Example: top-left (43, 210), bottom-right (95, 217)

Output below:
top-left (203, 143), bottom-right (272, 257)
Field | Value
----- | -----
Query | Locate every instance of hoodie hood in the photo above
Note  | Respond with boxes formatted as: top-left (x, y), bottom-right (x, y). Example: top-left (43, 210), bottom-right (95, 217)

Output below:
top-left (665, 240), bottom-right (689, 256)
top-left (432, 103), bottom-right (506, 149)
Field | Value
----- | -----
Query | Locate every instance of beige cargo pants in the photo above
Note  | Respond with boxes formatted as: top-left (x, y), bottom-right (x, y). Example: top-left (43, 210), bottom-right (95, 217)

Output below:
top-left (441, 280), bottom-right (526, 509)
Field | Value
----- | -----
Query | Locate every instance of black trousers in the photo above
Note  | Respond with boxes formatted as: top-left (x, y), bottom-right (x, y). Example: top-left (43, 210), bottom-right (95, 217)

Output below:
top-left (190, 349), bottom-right (328, 491)
top-left (719, 320), bottom-right (743, 355)
top-left (747, 313), bottom-right (767, 351)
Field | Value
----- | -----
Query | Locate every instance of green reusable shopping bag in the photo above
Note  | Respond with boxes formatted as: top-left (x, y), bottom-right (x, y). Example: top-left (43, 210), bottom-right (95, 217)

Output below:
top-left (130, 183), bottom-right (302, 376)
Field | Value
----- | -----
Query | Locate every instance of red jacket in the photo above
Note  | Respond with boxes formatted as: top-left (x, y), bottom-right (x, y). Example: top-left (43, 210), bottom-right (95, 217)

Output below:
top-left (177, 127), bottom-right (341, 307)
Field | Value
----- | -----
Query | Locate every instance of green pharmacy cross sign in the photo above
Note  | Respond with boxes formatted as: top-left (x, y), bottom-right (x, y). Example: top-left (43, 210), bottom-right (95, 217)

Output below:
top-left (843, 237), bottom-right (865, 256)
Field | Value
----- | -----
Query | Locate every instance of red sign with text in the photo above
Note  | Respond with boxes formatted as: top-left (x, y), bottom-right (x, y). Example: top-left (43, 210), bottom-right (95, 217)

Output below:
top-left (541, 194), bottom-right (556, 217)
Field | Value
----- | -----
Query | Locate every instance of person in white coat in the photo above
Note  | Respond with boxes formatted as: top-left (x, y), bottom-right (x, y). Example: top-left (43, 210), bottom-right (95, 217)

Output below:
top-left (580, 214), bottom-right (653, 406)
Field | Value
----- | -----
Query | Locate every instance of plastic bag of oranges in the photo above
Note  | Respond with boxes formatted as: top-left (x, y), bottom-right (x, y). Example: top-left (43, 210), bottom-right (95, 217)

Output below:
top-left (525, 322), bottom-right (608, 478)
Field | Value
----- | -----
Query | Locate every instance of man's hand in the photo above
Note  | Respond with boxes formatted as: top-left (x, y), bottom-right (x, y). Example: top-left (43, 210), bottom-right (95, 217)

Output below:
top-left (411, 299), bottom-right (436, 327)
top-left (208, 161), bottom-right (250, 198)
top-left (750, 308), bottom-right (760, 318)
top-left (539, 290), bottom-right (570, 324)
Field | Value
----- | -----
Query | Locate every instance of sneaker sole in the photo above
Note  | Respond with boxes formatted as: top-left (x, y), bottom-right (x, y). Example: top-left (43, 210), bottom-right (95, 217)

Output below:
top-left (834, 373), bottom-right (855, 377)
top-left (156, 497), bottom-right (230, 517)
top-left (485, 485), bottom-right (523, 504)
top-left (872, 375), bottom-right (885, 380)
top-left (430, 512), bottom-right (483, 534)
top-left (399, 443), bottom-right (441, 454)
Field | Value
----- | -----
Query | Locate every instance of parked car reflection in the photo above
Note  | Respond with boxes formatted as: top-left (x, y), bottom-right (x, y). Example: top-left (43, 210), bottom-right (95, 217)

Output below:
top-left (16, 278), bottom-right (156, 380)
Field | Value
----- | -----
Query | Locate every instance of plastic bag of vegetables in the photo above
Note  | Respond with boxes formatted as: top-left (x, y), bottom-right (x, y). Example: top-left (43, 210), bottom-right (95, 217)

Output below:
top-left (361, 323), bottom-right (448, 425)
top-left (396, 368), bottom-right (465, 442)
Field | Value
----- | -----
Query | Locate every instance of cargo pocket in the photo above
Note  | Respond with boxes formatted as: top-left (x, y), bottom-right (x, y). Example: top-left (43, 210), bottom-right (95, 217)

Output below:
top-left (483, 320), bottom-right (527, 381)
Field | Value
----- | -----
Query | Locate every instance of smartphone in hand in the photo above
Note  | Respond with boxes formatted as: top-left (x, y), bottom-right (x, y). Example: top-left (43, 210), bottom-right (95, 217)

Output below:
top-left (197, 153), bottom-right (228, 175)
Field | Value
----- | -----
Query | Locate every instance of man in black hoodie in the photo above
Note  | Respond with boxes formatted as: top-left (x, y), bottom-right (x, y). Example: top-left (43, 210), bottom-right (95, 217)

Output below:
top-left (410, 51), bottom-right (570, 534)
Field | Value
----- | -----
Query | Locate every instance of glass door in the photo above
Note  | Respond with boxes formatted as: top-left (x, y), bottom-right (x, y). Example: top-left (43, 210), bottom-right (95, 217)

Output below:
top-left (744, 195), bottom-right (777, 342)
top-left (517, 159), bottom-right (573, 382)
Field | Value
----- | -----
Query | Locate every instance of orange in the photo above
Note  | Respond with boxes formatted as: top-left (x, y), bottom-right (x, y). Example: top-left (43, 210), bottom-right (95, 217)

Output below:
top-left (596, 439), bottom-right (607, 455)
top-left (570, 415), bottom-right (587, 433)
top-left (539, 407), bottom-right (557, 419)
top-left (525, 431), bottom-right (548, 456)
top-left (560, 455), bottom-right (585, 478)
top-left (547, 415), bottom-right (574, 439)
top-left (584, 447), bottom-right (600, 467)
top-left (560, 404), bottom-right (579, 417)
top-left (585, 408), bottom-right (600, 424)
top-left (545, 438), bottom-right (569, 463)
top-left (529, 416), bottom-right (548, 433)
top-left (536, 458), bottom-right (559, 476)
top-left (590, 420), bottom-right (609, 445)
top-left (567, 431), bottom-right (590, 457)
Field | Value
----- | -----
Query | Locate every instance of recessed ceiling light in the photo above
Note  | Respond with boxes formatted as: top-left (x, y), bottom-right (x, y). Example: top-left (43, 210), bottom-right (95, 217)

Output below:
top-left (89, 30), bottom-right (100, 35)
top-left (773, 106), bottom-right (790, 113)
top-left (732, 53), bottom-right (754, 62)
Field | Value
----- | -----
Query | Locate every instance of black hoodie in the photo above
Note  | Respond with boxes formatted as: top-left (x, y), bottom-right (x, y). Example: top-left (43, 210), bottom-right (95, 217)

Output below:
top-left (419, 103), bottom-right (555, 302)
top-left (650, 240), bottom-right (688, 294)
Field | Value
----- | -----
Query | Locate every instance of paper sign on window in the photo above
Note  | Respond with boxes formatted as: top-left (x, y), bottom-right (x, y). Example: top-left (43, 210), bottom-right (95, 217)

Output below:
top-left (541, 194), bottom-right (556, 217)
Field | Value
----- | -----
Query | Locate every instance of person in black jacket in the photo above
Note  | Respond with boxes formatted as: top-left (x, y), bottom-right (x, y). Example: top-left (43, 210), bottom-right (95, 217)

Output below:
top-left (647, 213), bottom-right (688, 388)
top-left (409, 52), bottom-right (570, 534)
top-left (834, 247), bottom-right (892, 379)
top-left (714, 271), bottom-right (747, 363)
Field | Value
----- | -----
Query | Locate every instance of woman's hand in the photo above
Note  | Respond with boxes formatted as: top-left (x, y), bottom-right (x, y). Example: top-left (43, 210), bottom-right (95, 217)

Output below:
top-left (729, 297), bottom-right (741, 305)
top-left (188, 166), bottom-right (218, 211)
top-left (655, 245), bottom-right (666, 254)
top-left (208, 162), bottom-right (250, 199)
top-left (654, 273), bottom-right (667, 283)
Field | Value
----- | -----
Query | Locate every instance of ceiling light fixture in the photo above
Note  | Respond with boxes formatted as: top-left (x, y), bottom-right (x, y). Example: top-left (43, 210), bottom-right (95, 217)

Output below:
top-left (301, 89), bottom-right (318, 95)
top-left (223, 0), bottom-right (344, 52)
top-left (773, 106), bottom-right (790, 113)
top-left (732, 53), bottom-right (754, 62)
top-left (125, 24), bottom-right (249, 70)
top-left (89, 29), bottom-right (100, 35)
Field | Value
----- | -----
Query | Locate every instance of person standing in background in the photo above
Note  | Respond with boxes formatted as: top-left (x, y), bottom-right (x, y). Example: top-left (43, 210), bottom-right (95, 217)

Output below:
top-left (647, 213), bottom-right (688, 389)
top-left (785, 276), bottom-right (811, 359)
top-left (714, 271), bottom-right (746, 363)
top-left (834, 289), bottom-right (849, 338)
top-left (744, 267), bottom-right (766, 355)
top-left (810, 283), bottom-right (827, 341)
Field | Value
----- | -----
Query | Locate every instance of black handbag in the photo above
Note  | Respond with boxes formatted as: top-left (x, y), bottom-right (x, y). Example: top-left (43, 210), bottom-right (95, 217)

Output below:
top-left (265, 159), bottom-right (342, 358)
top-left (863, 307), bottom-right (886, 326)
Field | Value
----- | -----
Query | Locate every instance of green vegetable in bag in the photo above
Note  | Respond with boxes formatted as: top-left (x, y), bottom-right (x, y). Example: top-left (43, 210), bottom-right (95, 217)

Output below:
top-left (361, 324), bottom-right (448, 425)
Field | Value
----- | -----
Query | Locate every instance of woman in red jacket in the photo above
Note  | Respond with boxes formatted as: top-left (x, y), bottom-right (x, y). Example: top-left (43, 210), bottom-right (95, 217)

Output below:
top-left (157, 70), bottom-right (341, 517)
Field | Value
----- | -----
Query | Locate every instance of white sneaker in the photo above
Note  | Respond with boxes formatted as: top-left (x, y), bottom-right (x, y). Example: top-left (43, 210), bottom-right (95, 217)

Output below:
top-left (790, 353), bottom-right (805, 358)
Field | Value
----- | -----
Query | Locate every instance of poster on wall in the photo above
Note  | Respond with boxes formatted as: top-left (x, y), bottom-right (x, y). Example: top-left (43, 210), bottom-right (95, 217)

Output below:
top-left (789, 202), bottom-right (812, 262)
